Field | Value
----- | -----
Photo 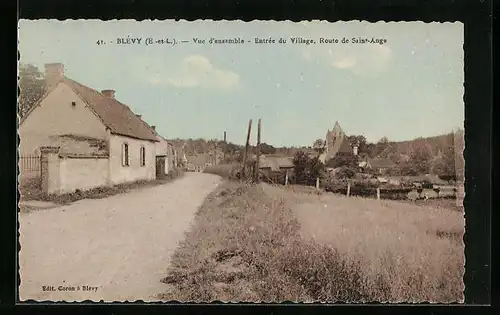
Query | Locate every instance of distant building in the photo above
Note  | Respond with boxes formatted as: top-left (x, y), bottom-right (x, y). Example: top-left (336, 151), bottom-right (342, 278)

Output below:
top-left (258, 156), bottom-right (295, 172)
top-left (320, 121), bottom-right (353, 163)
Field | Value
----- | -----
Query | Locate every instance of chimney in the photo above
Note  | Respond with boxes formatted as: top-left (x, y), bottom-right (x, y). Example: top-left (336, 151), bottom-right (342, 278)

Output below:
top-left (101, 89), bottom-right (116, 98)
top-left (45, 63), bottom-right (64, 88)
top-left (151, 125), bottom-right (156, 131)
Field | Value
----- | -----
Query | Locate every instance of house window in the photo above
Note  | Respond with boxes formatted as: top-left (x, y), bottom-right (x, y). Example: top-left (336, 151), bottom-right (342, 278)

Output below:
top-left (140, 146), bottom-right (146, 167)
top-left (122, 143), bottom-right (129, 166)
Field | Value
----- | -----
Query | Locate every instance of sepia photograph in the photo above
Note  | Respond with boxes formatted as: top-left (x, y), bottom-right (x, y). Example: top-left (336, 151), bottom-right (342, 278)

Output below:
top-left (17, 20), bottom-right (465, 303)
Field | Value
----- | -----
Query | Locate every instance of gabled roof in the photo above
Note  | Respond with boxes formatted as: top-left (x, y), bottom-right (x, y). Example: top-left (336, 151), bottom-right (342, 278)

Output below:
top-left (259, 156), bottom-right (294, 171)
top-left (22, 77), bottom-right (159, 142)
top-left (64, 78), bottom-right (158, 141)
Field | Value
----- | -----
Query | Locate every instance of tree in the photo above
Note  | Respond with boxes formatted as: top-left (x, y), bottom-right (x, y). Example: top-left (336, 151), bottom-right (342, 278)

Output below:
top-left (293, 151), bottom-right (311, 184)
top-left (431, 145), bottom-right (456, 179)
top-left (326, 152), bottom-right (358, 169)
top-left (308, 156), bottom-right (326, 180)
top-left (407, 143), bottom-right (432, 174)
top-left (18, 63), bottom-right (46, 118)
top-left (347, 135), bottom-right (367, 154)
top-left (335, 166), bottom-right (356, 179)
top-left (260, 143), bottom-right (276, 155)
top-left (364, 142), bottom-right (376, 158)
top-left (312, 138), bottom-right (326, 155)
top-left (372, 136), bottom-right (390, 157)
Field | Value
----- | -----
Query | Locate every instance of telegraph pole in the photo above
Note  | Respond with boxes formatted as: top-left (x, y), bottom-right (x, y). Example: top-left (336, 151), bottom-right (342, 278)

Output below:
top-left (242, 119), bottom-right (252, 178)
top-left (254, 118), bottom-right (262, 182)
top-left (223, 131), bottom-right (227, 164)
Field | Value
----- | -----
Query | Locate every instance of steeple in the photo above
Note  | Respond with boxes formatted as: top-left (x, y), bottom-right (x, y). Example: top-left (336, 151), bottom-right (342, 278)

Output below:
top-left (332, 121), bottom-right (343, 137)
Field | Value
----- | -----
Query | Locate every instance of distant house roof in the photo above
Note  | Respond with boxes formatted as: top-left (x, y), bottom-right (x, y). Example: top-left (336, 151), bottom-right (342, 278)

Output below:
top-left (259, 156), bottom-right (294, 171)
top-left (22, 77), bottom-right (159, 142)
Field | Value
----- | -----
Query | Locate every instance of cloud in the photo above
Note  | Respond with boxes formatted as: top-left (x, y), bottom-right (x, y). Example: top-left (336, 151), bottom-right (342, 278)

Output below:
top-left (296, 21), bottom-right (393, 76)
top-left (156, 55), bottom-right (240, 89)
top-left (333, 56), bottom-right (357, 69)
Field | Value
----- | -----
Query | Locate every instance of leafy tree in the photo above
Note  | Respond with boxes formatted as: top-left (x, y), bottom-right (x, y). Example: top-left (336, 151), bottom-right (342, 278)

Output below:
top-left (347, 135), bottom-right (367, 154)
top-left (293, 151), bottom-right (311, 184)
top-left (18, 63), bottom-right (46, 118)
top-left (431, 145), bottom-right (455, 178)
top-left (364, 142), bottom-right (377, 158)
top-left (407, 143), bottom-right (432, 174)
top-left (335, 166), bottom-right (357, 179)
top-left (260, 142), bottom-right (276, 155)
top-left (308, 156), bottom-right (326, 180)
top-left (372, 136), bottom-right (390, 157)
top-left (326, 152), bottom-right (358, 169)
top-left (399, 162), bottom-right (419, 176)
top-left (312, 138), bottom-right (326, 155)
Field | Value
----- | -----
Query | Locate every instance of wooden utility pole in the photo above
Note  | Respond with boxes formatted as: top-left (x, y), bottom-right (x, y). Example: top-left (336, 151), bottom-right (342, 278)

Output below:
top-left (223, 131), bottom-right (227, 164)
top-left (254, 118), bottom-right (262, 182)
top-left (242, 119), bottom-right (252, 178)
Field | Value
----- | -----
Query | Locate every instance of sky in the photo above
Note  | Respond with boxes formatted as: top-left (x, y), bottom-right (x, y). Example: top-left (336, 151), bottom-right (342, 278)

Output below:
top-left (18, 20), bottom-right (464, 146)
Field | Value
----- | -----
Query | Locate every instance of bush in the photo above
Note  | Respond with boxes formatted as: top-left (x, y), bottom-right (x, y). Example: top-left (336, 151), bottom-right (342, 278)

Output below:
top-left (203, 164), bottom-right (240, 180)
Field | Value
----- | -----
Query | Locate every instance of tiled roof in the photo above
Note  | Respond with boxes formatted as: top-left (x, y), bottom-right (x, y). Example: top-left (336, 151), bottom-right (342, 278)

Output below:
top-left (63, 78), bottom-right (158, 142)
top-left (259, 156), bottom-right (294, 171)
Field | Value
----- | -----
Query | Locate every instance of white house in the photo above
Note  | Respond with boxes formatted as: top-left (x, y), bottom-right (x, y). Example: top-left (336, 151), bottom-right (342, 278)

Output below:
top-left (19, 63), bottom-right (159, 192)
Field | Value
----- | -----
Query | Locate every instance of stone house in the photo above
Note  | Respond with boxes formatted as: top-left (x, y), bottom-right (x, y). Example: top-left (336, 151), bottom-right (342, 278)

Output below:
top-left (19, 63), bottom-right (159, 193)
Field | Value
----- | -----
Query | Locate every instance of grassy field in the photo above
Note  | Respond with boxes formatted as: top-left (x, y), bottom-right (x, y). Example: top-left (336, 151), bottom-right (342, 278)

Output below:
top-left (160, 180), bottom-right (464, 303)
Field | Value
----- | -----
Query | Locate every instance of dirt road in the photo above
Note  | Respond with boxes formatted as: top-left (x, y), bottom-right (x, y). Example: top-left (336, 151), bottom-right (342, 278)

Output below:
top-left (19, 172), bottom-right (222, 302)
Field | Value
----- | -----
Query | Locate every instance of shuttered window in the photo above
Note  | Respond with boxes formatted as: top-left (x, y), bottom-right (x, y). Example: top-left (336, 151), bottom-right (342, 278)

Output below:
top-left (122, 143), bottom-right (129, 166)
top-left (140, 146), bottom-right (146, 167)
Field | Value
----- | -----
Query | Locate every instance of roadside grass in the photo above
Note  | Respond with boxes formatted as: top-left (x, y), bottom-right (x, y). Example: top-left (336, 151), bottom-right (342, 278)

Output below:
top-left (203, 164), bottom-right (240, 180)
top-left (19, 169), bottom-right (184, 205)
top-left (160, 180), bottom-right (464, 303)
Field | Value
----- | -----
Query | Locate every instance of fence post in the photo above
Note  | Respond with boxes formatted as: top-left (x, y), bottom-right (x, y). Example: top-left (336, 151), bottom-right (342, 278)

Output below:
top-left (285, 170), bottom-right (289, 186)
top-left (39, 146), bottom-right (61, 194)
top-left (376, 187), bottom-right (381, 200)
top-left (347, 181), bottom-right (351, 197)
top-left (316, 177), bottom-right (319, 190)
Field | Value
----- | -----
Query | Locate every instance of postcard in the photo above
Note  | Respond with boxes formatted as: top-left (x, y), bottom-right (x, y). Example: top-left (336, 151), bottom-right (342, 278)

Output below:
top-left (17, 19), bottom-right (464, 303)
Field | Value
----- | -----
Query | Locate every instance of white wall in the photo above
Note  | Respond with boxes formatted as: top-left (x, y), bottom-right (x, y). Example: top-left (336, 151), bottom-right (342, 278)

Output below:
top-left (19, 82), bottom-right (108, 154)
top-left (156, 136), bottom-right (168, 156)
top-left (108, 134), bottom-right (156, 185)
top-left (58, 157), bottom-right (109, 193)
